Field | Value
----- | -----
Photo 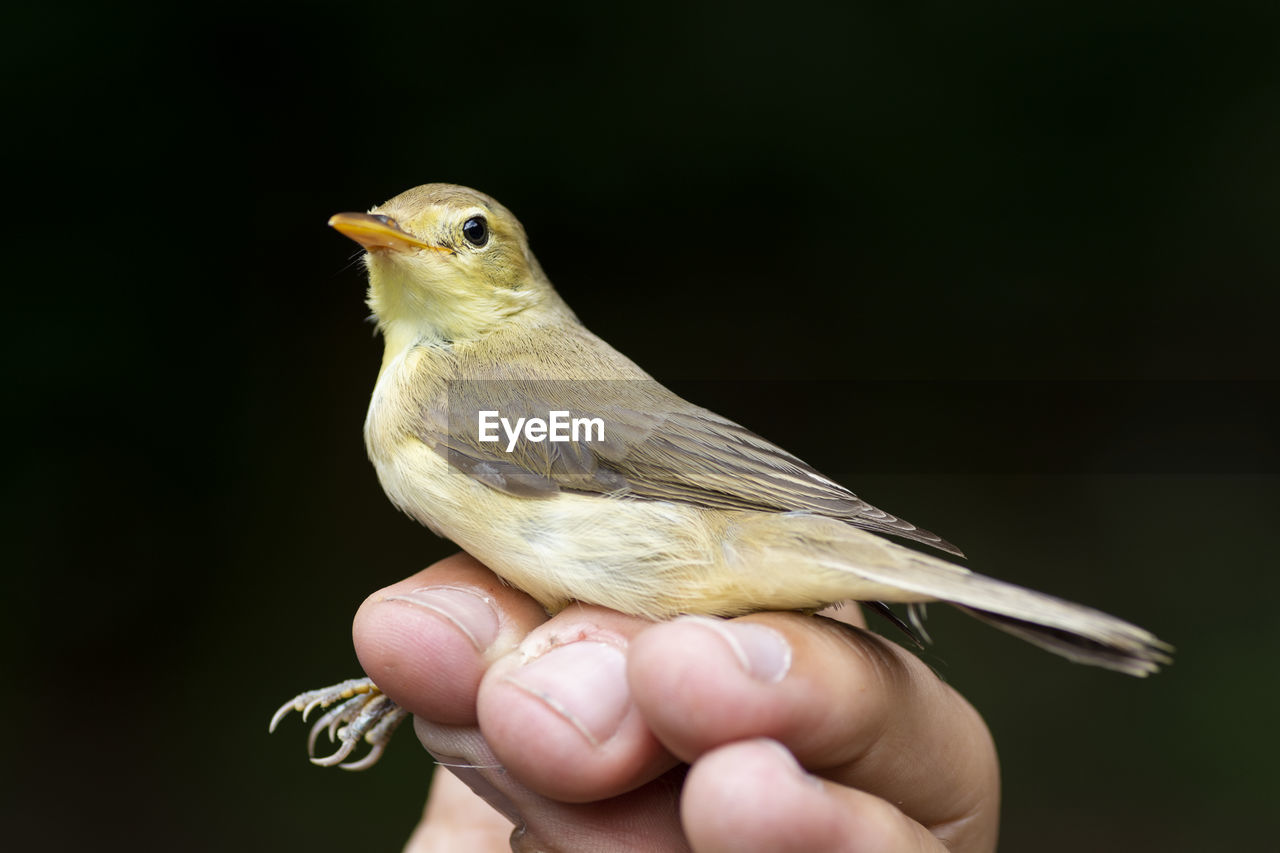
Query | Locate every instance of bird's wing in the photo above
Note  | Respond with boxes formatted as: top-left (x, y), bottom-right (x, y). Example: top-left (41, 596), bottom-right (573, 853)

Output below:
top-left (420, 372), bottom-right (960, 555)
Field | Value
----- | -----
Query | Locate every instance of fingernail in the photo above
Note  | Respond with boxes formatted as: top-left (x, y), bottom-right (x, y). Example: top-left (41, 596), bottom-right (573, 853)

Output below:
top-left (503, 641), bottom-right (629, 747)
top-left (676, 616), bottom-right (792, 683)
top-left (385, 586), bottom-right (499, 651)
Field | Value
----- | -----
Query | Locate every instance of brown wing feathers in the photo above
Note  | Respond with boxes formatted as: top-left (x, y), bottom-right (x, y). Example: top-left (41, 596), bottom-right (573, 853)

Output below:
top-left (424, 376), bottom-right (960, 556)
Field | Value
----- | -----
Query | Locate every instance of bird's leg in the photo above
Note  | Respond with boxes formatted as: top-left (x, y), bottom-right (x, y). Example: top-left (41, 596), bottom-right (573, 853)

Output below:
top-left (270, 677), bottom-right (409, 771)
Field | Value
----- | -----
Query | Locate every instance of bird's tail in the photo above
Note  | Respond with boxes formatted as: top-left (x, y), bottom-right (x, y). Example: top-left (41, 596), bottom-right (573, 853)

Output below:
top-left (847, 547), bottom-right (1171, 676)
top-left (950, 604), bottom-right (1171, 676)
top-left (761, 516), bottom-right (1174, 676)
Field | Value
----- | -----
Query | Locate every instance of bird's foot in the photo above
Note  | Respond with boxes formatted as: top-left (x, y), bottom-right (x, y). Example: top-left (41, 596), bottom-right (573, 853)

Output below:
top-left (269, 677), bottom-right (408, 771)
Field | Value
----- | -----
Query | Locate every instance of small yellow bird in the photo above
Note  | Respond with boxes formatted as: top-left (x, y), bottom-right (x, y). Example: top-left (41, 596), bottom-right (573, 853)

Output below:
top-left (272, 183), bottom-right (1171, 769)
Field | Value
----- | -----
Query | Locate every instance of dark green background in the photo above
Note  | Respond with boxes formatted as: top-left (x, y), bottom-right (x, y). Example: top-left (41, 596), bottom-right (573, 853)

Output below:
top-left (7, 1), bottom-right (1278, 849)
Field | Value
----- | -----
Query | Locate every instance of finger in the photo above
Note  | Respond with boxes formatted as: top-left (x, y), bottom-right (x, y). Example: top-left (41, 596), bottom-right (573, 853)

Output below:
top-left (682, 739), bottom-right (947, 853)
top-left (629, 612), bottom-right (999, 849)
top-left (352, 552), bottom-right (549, 725)
top-left (476, 605), bottom-right (680, 803)
top-left (414, 717), bottom-right (691, 852)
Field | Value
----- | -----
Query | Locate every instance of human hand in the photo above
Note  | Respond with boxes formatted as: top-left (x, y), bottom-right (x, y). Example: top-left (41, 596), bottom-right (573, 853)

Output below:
top-left (353, 553), bottom-right (1000, 852)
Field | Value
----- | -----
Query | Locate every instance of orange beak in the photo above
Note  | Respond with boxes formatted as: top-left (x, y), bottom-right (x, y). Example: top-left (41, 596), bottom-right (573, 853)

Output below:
top-left (328, 212), bottom-right (451, 253)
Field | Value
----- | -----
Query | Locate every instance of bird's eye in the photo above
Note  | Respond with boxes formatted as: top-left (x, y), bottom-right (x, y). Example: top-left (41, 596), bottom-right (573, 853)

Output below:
top-left (462, 216), bottom-right (489, 247)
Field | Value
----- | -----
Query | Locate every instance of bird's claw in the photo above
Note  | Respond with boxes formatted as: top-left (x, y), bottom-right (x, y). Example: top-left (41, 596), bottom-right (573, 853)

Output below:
top-left (270, 677), bottom-right (408, 770)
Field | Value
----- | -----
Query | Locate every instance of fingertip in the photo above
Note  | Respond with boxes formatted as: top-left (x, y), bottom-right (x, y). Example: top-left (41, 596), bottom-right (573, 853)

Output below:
top-left (673, 616), bottom-right (793, 684)
top-left (631, 611), bottom-right (947, 769)
top-left (683, 740), bottom-right (943, 853)
top-left (682, 739), bottom-right (826, 852)
top-left (477, 606), bottom-right (675, 802)
top-left (350, 553), bottom-right (547, 724)
top-left (627, 615), bottom-right (816, 762)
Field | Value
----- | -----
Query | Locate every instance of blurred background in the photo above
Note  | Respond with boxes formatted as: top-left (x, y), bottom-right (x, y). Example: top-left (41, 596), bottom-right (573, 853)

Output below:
top-left (5, 0), bottom-right (1278, 849)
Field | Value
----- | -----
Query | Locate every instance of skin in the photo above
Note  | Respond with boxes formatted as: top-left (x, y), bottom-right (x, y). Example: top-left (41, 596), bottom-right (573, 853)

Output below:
top-left (353, 553), bottom-right (1001, 852)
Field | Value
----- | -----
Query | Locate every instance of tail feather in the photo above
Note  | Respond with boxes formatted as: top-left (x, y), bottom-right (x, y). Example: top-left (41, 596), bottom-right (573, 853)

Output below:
top-left (811, 527), bottom-right (1174, 676)
top-left (955, 605), bottom-right (1172, 677)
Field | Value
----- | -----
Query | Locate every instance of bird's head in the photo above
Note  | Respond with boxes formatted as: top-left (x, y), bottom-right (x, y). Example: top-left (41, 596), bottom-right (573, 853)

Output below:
top-left (330, 184), bottom-right (556, 346)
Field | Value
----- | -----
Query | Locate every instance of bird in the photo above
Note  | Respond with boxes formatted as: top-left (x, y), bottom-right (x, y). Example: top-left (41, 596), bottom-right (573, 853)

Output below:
top-left (271, 183), bottom-right (1171, 769)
